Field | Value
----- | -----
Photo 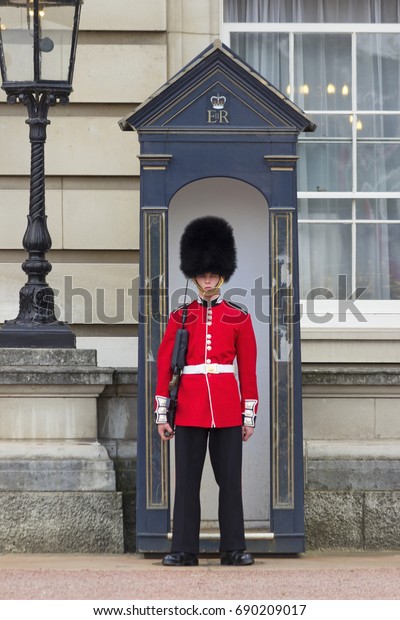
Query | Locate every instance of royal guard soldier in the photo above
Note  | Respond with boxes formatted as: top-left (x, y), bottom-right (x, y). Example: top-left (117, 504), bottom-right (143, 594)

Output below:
top-left (154, 216), bottom-right (258, 566)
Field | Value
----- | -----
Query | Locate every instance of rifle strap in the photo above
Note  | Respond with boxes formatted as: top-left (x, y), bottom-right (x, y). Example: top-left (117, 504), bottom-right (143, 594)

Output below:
top-left (181, 278), bottom-right (189, 328)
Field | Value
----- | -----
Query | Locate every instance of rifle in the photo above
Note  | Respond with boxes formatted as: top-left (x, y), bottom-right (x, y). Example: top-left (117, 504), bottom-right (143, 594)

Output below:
top-left (165, 325), bottom-right (188, 433)
top-left (164, 298), bottom-right (189, 436)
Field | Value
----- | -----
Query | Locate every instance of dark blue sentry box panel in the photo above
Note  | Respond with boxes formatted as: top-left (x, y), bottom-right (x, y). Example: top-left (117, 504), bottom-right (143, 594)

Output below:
top-left (120, 41), bottom-right (316, 554)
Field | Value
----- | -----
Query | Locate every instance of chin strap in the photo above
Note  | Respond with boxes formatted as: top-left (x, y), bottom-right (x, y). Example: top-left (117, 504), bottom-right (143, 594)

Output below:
top-left (193, 276), bottom-right (225, 296)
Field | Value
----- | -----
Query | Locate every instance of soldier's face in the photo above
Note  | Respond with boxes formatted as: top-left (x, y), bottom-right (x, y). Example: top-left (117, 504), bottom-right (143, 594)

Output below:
top-left (195, 273), bottom-right (221, 297)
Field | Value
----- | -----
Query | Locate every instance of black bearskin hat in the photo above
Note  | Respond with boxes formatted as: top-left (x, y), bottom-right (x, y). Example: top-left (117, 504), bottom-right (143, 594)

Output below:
top-left (179, 216), bottom-right (237, 282)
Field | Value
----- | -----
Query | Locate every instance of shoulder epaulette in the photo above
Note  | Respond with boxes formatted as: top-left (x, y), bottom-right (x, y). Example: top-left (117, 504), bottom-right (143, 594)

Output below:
top-left (171, 300), bottom-right (194, 314)
top-left (225, 300), bottom-right (248, 314)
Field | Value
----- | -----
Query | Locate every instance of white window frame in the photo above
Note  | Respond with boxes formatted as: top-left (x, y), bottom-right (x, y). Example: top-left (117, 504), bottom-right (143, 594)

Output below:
top-left (220, 1), bottom-right (400, 328)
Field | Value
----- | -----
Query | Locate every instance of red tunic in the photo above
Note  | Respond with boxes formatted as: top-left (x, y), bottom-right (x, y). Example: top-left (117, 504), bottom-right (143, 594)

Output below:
top-left (155, 297), bottom-right (258, 428)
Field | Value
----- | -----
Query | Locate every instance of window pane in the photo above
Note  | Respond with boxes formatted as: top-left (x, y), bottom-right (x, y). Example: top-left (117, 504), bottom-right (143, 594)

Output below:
top-left (40, 6), bottom-right (75, 83)
top-left (357, 34), bottom-right (400, 110)
top-left (224, 0), bottom-right (296, 22)
top-left (356, 224), bottom-right (400, 299)
top-left (299, 223), bottom-right (352, 298)
top-left (294, 34), bottom-right (352, 111)
top-left (302, 114), bottom-right (352, 139)
top-left (356, 199), bottom-right (400, 220)
top-left (357, 143), bottom-right (400, 191)
top-left (358, 114), bottom-right (400, 137)
top-left (224, 0), bottom-right (399, 23)
top-left (230, 32), bottom-right (289, 90)
top-left (0, 8), bottom-right (34, 82)
top-left (298, 143), bottom-right (352, 191)
top-left (299, 199), bottom-right (352, 220)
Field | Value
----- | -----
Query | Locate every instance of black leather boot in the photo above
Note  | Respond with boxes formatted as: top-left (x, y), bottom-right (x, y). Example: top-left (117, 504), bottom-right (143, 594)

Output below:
top-left (162, 552), bottom-right (199, 566)
top-left (220, 550), bottom-right (254, 566)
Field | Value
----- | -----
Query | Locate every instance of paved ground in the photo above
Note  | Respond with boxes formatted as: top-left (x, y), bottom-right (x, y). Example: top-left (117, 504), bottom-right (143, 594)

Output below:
top-left (0, 551), bottom-right (400, 600)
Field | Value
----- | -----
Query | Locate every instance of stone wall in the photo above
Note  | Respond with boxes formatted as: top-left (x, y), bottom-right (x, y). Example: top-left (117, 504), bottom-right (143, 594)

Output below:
top-left (0, 492), bottom-right (124, 553)
top-left (98, 369), bottom-right (137, 552)
top-left (0, 348), bottom-right (124, 553)
top-left (303, 365), bottom-right (400, 550)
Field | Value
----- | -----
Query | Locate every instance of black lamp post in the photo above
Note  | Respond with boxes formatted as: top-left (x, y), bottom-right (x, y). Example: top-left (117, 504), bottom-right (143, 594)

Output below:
top-left (0, 0), bottom-right (83, 347)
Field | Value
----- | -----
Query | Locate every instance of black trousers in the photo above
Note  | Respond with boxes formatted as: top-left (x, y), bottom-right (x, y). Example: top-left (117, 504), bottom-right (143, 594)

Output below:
top-left (171, 425), bottom-right (245, 554)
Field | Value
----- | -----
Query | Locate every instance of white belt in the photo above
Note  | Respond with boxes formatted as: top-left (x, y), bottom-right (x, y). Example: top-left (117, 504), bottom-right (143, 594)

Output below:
top-left (182, 363), bottom-right (235, 375)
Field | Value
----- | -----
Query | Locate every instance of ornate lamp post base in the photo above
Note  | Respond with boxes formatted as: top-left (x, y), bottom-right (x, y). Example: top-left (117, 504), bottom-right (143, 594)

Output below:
top-left (0, 322), bottom-right (75, 348)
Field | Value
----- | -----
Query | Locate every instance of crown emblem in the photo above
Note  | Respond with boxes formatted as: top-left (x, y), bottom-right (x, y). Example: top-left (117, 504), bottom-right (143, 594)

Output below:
top-left (210, 94), bottom-right (226, 110)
